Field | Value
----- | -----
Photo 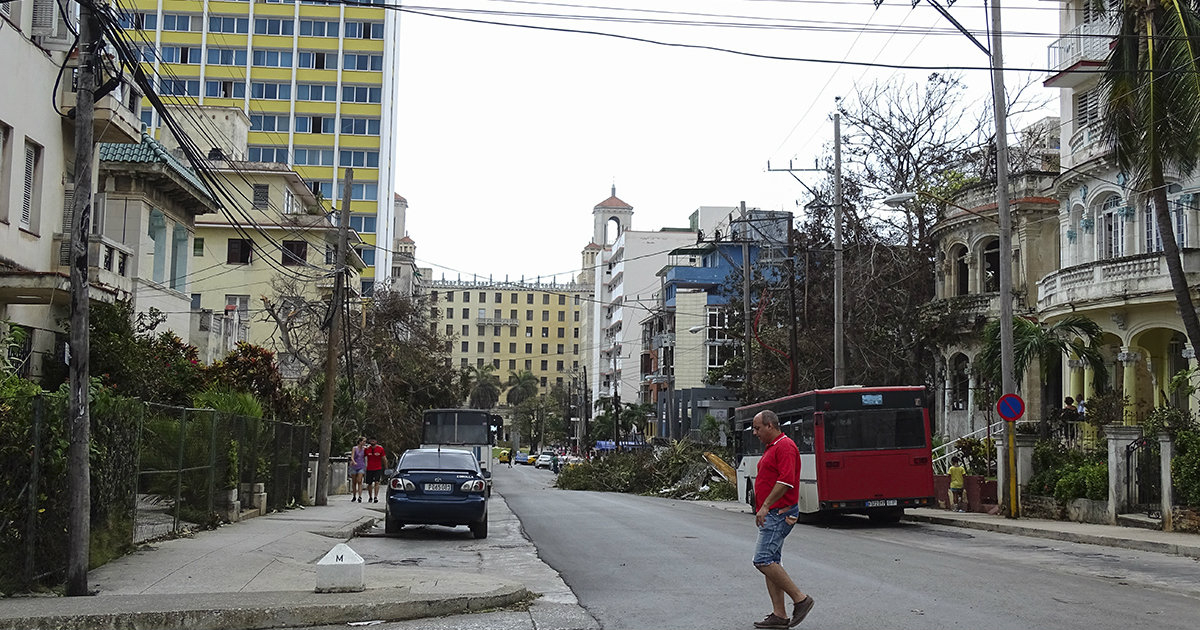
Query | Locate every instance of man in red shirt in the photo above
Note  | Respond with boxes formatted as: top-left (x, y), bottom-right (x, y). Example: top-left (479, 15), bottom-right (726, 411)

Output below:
top-left (363, 438), bottom-right (386, 503)
top-left (751, 410), bottom-right (814, 628)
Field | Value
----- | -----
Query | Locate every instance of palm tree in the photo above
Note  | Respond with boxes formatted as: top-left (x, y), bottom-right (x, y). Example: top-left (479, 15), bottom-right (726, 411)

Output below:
top-left (505, 369), bottom-right (539, 407)
top-left (978, 315), bottom-right (1108, 435)
top-left (1102, 0), bottom-right (1200, 355)
top-left (467, 364), bottom-right (501, 410)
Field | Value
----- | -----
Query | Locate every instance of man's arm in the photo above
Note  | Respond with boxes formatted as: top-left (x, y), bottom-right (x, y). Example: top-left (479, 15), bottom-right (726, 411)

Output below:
top-left (755, 481), bottom-right (792, 527)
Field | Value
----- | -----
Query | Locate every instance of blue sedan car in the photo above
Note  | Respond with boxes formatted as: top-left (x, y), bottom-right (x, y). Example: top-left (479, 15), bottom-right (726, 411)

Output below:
top-left (385, 449), bottom-right (489, 538)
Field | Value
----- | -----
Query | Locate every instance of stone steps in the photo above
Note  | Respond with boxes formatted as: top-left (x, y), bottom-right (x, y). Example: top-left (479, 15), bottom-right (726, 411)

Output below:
top-left (1116, 512), bottom-right (1162, 531)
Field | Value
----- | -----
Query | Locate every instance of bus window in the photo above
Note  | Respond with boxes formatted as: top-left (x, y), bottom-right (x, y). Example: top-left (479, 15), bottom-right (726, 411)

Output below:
top-left (796, 417), bottom-right (815, 454)
top-left (823, 409), bottom-right (926, 452)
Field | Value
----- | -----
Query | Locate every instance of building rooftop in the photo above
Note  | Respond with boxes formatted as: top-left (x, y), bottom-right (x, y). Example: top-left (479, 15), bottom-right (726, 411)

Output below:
top-left (99, 133), bottom-right (215, 204)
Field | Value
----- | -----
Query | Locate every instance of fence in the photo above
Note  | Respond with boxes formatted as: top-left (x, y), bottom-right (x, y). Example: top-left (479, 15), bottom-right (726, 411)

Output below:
top-left (0, 392), bottom-right (310, 593)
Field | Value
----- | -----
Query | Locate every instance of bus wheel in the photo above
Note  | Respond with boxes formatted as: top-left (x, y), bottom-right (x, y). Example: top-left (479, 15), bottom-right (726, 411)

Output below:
top-left (868, 508), bottom-right (903, 524)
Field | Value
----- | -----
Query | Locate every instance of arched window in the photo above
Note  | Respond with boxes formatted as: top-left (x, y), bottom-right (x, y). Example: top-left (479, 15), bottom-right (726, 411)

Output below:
top-left (981, 239), bottom-right (999, 293)
top-left (950, 354), bottom-right (970, 410)
top-left (949, 244), bottom-right (969, 296)
top-left (1100, 194), bottom-right (1124, 258)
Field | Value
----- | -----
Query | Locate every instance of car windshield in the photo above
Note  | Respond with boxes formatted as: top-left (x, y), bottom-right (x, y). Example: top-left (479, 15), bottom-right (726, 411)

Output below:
top-left (399, 451), bottom-right (479, 472)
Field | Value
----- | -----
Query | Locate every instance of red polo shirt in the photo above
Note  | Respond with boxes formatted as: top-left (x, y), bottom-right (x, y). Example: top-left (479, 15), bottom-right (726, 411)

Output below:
top-left (755, 433), bottom-right (800, 511)
top-left (365, 445), bottom-right (386, 471)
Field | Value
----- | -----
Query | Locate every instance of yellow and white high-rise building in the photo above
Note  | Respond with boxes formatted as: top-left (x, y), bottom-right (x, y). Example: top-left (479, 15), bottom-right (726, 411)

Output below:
top-left (118, 0), bottom-right (398, 295)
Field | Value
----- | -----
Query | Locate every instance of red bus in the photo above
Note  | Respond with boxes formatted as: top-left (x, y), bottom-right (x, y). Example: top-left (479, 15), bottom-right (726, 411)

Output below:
top-left (733, 385), bottom-right (935, 523)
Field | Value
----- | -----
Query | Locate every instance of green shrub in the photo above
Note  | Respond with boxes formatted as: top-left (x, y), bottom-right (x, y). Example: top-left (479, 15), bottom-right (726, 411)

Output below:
top-left (1053, 461), bottom-right (1108, 503)
top-left (1029, 439), bottom-right (1106, 502)
top-left (954, 436), bottom-right (995, 476)
top-left (1173, 429), bottom-right (1200, 507)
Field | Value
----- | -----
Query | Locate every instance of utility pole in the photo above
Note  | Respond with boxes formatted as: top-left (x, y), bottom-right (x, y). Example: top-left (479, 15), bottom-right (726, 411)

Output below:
top-left (740, 201), bottom-right (753, 400)
top-left (66, 2), bottom-right (101, 598)
top-left (989, 0), bottom-right (1019, 520)
top-left (316, 168), bottom-right (352, 506)
top-left (581, 365), bottom-right (589, 451)
top-left (833, 111), bottom-right (845, 387)
top-left (786, 213), bottom-right (798, 394)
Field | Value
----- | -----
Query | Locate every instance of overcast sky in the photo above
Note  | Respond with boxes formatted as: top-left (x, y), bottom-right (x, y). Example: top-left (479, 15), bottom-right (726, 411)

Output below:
top-left (394, 0), bottom-right (1059, 284)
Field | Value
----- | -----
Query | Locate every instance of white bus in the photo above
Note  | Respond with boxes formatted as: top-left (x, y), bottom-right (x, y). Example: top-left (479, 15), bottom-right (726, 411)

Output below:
top-left (421, 409), bottom-right (501, 494)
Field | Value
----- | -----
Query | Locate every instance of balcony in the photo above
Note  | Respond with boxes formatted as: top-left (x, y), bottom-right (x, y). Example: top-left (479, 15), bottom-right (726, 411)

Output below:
top-left (60, 66), bottom-right (143, 145)
top-left (922, 293), bottom-right (999, 336)
top-left (1037, 250), bottom-right (1200, 312)
top-left (1067, 123), bottom-right (1111, 166)
top-left (478, 317), bottom-right (518, 326)
top-left (1045, 21), bottom-right (1114, 89)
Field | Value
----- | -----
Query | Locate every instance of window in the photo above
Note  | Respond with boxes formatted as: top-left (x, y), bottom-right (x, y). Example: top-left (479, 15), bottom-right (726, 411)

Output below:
top-left (558, 311), bottom-right (565, 321)
top-left (250, 82), bottom-right (291, 100)
top-left (1075, 89), bottom-right (1101, 130)
top-left (493, 309), bottom-right (502, 318)
top-left (573, 344), bottom-right (578, 354)
top-left (21, 141), bottom-right (41, 228)
top-left (540, 360), bottom-right (548, 370)
top-left (252, 49), bottom-right (295, 68)
top-left (298, 52), bottom-right (338, 70)
top-left (162, 14), bottom-right (196, 32)
top-left (341, 85), bottom-right (382, 103)
top-left (462, 325), bottom-right (469, 335)
top-left (510, 309), bottom-right (517, 319)
top-left (557, 327), bottom-right (565, 338)
top-left (446, 307), bottom-right (453, 318)
top-left (205, 80), bottom-right (238, 98)
top-left (509, 359), bottom-right (516, 369)
top-left (252, 184), bottom-right (270, 209)
top-left (1101, 194), bottom-right (1125, 259)
top-left (478, 292), bottom-right (486, 302)
top-left (477, 342), bottom-right (484, 352)
top-left (541, 344), bottom-right (548, 354)
top-left (556, 344), bottom-right (564, 355)
top-left (1146, 196), bottom-right (1189, 252)
top-left (227, 238), bottom-right (252, 264)
top-left (282, 240), bottom-right (307, 266)
top-left (299, 19), bottom-right (339, 37)
top-left (541, 327), bottom-right (549, 337)
top-left (525, 310), bottom-right (533, 320)
top-left (478, 308), bottom-right (486, 319)
top-left (358, 246), bottom-right (375, 266)
top-left (493, 359), bottom-right (501, 369)
top-left (191, 293), bottom-right (202, 310)
top-left (463, 292), bottom-right (470, 303)
top-left (494, 293), bottom-right (502, 303)
top-left (574, 328), bottom-right (579, 338)
top-left (509, 343), bottom-right (516, 352)
top-left (525, 343), bottom-right (532, 353)
top-left (574, 311), bottom-right (580, 322)
top-left (525, 327), bottom-right (533, 337)
top-left (250, 115), bottom-right (290, 133)
top-left (338, 149), bottom-right (379, 167)
top-left (339, 117), bottom-right (380, 136)
top-left (541, 311), bottom-right (549, 321)
top-left (461, 341), bottom-right (469, 352)
top-left (349, 215), bottom-right (377, 233)
top-left (493, 342), bottom-right (501, 352)
top-left (542, 294), bottom-right (550, 305)
top-left (342, 53), bottom-right (383, 71)
top-left (446, 292), bottom-right (454, 302)
top-left (159, 79), bottom-right (200, 97)
top-left (193, 238), bottom-right (205, 256)
top-left (208, 48), bottom-right (247, 66)
top-left (527, 294), bottom-right (534, 304)
top-left (445, 324), bottom-right (452, 335)
top-left (208, 15), bottom-right (248, 33)
top-left (248, 146), bottom-right (287, 163)
top-left (461, 308), bottom-right (469, 318)
top-left (362, 280), bottom-right (375, 297)
top-left (525, 360), bottom-right (532, 369)
top-left (557, 361), bottom-right (564, 371)
top-left (298, 83), bottom-right (338, 102)
top-left (254, 18), bottom-right (295, 35)
top-left (226, 295), bottom-right (250, 314)
top-left (293, 148), bottom-right (334, 166)
top-left (511, 294), bottom-right (518, 303)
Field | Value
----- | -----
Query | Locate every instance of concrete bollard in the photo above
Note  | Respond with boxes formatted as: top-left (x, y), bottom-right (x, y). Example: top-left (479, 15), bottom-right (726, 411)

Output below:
top-left (315, 543), bottom-right (365, 593)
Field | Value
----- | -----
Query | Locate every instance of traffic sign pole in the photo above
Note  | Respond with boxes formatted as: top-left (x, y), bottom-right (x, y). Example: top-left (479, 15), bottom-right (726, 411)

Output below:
top-left (995, 393), bottom-right (1024, 519)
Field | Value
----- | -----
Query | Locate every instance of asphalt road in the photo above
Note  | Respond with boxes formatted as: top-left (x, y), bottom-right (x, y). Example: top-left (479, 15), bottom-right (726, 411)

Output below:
top-left (496, 463), bottom-right (1200, 630)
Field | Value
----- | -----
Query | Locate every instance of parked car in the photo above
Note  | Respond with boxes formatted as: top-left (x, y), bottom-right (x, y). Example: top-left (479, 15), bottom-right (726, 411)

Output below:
top-left (497, 449), bottom-right (512, 464)
top-left (513, 452), bottom-right (530, 465)
top-left (535, 450), bottom-right (556, 469)
top-left (385, 448), bottom-right (488, 538)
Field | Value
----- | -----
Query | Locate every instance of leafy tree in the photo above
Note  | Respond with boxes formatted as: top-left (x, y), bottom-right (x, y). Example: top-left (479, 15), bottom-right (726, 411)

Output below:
top-left (467, 364), bottom-right (501, 409)
top-left (88, 301), bottom-right (203, 405)
top-left (1102, 0), bottom-right (1200, 356)
top-left (978, 315), bottom-right (1108, 434)
top-left (505, 369), bottom-right (539, 407)
top-left (205, 342), bottom-right (293, 418)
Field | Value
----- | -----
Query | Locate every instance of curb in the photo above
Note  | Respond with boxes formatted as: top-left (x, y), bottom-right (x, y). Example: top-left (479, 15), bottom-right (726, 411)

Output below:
top-left (903, 512), bottom-right (1200, 559)
top-left (0, 584), bottom-right (535, 630)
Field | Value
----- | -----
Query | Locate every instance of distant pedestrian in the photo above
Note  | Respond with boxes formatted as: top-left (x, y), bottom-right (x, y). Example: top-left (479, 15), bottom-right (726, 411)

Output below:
top-left (349, 436), bottom-right (367, 503)
top-left (363, 438), bottom-right (386, 503)
top-left (1062, 397), bottom-right (1076, 414)
top-left (750, 410), bottom-right (814, 628)
top-left (1075, 395), bottom-right (1087, 417)
top-left (947, 456), bottom-right (966, 512)
top-left (507, 449), bottom-right (514, 468)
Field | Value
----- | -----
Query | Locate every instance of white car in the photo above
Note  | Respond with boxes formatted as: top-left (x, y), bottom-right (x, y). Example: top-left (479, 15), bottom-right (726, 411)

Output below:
top-left (535, 451), bottom-right (556, 469)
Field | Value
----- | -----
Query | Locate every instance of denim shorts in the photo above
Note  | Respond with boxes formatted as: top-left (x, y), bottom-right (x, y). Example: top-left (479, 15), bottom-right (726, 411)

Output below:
top-left (753, 504), bottom-right (799, 566)
top-left (349, 466), bottom-right (365, 475)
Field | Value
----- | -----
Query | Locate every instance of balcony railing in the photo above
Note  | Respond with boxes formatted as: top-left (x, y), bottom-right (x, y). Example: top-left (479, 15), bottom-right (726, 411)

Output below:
top-left (1047, 20), bottom-right (1114, 76)
top-left (1067, 123), bottom-right (1110, 165)
top-left (478, 317), bottom-right (518, 326)
top-left (1038, 250), bottom-right (1200, 310)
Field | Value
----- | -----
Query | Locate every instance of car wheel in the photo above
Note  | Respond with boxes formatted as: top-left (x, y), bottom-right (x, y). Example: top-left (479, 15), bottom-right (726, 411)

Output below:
top-left (470, 514), bottom-right (488, 539)
top-left (384, 518), bottom-right (403, 534)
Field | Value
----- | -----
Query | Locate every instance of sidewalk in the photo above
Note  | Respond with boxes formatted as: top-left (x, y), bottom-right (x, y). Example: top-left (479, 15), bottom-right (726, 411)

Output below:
top-left (0, 503), bottom-right (532, 630)
top-left (695, 499), bottom-right (1200, 559)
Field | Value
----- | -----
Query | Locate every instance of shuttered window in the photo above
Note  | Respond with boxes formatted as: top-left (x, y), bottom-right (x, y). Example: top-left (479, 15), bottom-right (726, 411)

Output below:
top-left (23, 142), bottom-right (39, 228)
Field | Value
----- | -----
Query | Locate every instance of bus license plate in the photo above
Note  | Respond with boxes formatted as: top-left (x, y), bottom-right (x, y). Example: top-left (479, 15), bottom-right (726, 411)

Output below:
top-left (866, 499), bottom-right (898, 507)
top-left (425, 483), bottom-right (453, 492)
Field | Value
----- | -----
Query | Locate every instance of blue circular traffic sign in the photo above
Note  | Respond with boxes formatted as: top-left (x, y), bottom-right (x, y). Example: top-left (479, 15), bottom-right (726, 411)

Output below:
top-left (996, 394), bottom-right (1025, 421)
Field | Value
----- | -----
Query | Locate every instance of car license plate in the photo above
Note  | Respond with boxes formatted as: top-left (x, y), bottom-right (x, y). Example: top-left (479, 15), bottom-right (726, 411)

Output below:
top-left (866, 499), bottom-right (898, 507)
top-left (425, 483), bottom-right (453, 492)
